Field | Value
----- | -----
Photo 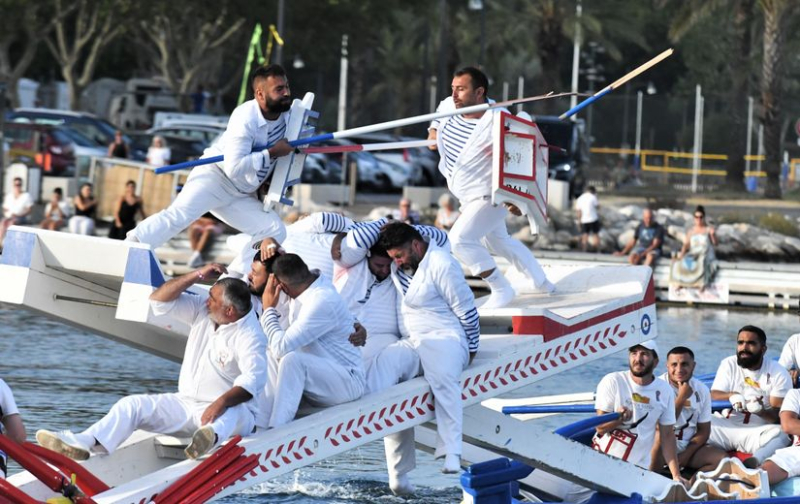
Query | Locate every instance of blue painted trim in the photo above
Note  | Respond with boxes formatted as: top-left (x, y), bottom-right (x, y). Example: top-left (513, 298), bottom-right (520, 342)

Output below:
top-left (0, 230), bottom-right (35, 267)
top-left (123, 248), bottom-right (165, 287)
top-left (555, 412), bottom-right (618, 438)
top-left (559, 87), bottom-right (613, 119)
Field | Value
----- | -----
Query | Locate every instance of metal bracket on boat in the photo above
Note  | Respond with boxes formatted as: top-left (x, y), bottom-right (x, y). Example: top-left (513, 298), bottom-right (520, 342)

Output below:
top-left (53, 294), bottom-right (118, 308)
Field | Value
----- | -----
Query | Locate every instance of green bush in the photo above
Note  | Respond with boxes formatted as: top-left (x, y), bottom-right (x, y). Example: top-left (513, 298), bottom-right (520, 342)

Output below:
top-left (758, 213), bottom-right (800, 237)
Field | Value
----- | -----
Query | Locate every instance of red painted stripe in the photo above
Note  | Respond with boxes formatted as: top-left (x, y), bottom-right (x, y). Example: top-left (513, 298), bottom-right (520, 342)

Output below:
top-left (303, 145), bottom-right (362, 154)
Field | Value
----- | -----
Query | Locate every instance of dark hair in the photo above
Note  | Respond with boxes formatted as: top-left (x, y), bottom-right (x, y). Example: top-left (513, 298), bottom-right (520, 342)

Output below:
top-left (126, 180), bottom-right (136, 187)
top-left (53, 188), bottom-right (63, 196)
top-left (667, 346), bottom-right (695, 360)
top-left (587, 186), bottom-right (596, 194)
top-left (252, 64), bottom-right (287, 88)
top-left (251, 251), bottom-right (279, 273)
top-left (272, 253), bottom-right (311, 286)
top-left (215, 277), bottom-right (252, 315)
top-left (378, 221), bottom-right (423, 250)
top-left (454, 66), bottom-right (489, 97)
top-left (369, 241), bottom-right (389, 259)
top-left (694, 205), bottom-right (705, 217)
top-left (738, 325), bottom-right (766, 345)
top-left (13, 177), bottom-right (22, 184)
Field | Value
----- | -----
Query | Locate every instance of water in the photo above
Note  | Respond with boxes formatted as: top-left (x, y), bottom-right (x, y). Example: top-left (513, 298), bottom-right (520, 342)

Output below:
top-left (1, 304), bottom-right (796, 502)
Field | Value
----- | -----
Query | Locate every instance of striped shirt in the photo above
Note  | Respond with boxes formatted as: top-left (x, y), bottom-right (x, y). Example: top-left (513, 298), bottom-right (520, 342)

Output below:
top-left (440, 115), bottom-right (479, 179)
top-left (256, 119), bottom-right (288, 183)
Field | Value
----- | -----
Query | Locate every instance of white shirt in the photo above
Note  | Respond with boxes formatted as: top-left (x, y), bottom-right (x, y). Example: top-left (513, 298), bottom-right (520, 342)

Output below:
top-left (44, 201), bottom-right (70, 220)
top-left (146, 146), bottom-right (172, 168)
top-left (261, 274), bottom-right (363, 373)
top-left (658, 373), bottom-right (712, 444)
top-left (594, 371), bottom-right (677, 468)
top-left (150, 293), bottom-right (267, 415)
top-left (280, 213), bottom-right (353, 278)
top-left (204, 100), bottom-right (289, 194)
top-left (0, 379), bottom-right (20, 425)
top-left (711, 355), bottom-right (791, 426)
top-left (779, 333), bottom-right (800, 371)
top-left (3, 191), bottom-right (33, 219)
top-left (780, 389), bottom-right (800, 446)
top-left (575, 191), bottom-right (599, 223)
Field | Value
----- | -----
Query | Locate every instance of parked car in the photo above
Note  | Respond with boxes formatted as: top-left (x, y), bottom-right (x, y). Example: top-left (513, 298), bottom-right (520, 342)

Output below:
top-left (3, 122), bottom-right (77, 175)
top-left (127, 132), bottom-right (207, 166)
top-left (7, 108), bottom-right (126, 148)
top-left (146, 123), bottom-right (226, 148)
top-left (535, 116), bottom-right (589, 198)
top-left (346, 133), bottom-right (425, 187)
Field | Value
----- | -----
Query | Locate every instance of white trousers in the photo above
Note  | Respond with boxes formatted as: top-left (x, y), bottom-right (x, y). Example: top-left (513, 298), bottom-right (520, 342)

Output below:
top-left (364, 336), bottom-right (420, 394)
top-left (449, 198), bottom-right (546, 286)
top-left (129, 166), bottom-right (285, 249)
top-left (709, 416), bottom-right (788, 456)
top-left (82, 393), bottom-right (255, 454)
top-left (69, 216), bottom-right (95, 235)
top-left (269, 352), bottom-right (366, 427)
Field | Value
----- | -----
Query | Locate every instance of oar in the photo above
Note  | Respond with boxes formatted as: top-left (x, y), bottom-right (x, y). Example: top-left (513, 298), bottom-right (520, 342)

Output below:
top-left (559, 48), bottom-right (674, 119)
top-left (301, 139), bottom-right (434, 155)
top-left (502, 400), bottom-right (732, 415)
top-left (154, 91), bottom-right (580, 174)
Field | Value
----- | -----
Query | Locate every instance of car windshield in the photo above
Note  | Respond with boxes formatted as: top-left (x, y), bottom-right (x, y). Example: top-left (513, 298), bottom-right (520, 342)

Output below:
top-left (57, 127), bottom-right (100, 147)
top-left (536, 121), bottom-right (574, 163)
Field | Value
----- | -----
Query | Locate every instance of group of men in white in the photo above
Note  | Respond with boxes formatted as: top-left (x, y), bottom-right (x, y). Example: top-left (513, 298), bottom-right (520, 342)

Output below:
top-left (33, 63), bottom-right (556, 495)
top-left (563, 324), bottom-right (800, 501)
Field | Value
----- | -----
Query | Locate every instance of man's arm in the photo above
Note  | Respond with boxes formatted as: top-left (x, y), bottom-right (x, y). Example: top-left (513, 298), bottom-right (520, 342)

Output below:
top-left (658, 423), bottom-right (686, 484)
top-left (150, 263), bottom-right (226, 302)
top-left (200, 386), bottom-right (254, 426)
top-left (2, 414), bottom-right (26, 443)
top-left (437, 257), bottom-right (480, 361)
top-left (595, 407), bottom-right (631, 436)
top-left (614, 238), bottom-right (635, 256)
top-left (780, 410), bottom-right (800, 437)
top-left (674, 381), bottom-right (693, 420)
top-left (677, 421), bottom-right (710, 468)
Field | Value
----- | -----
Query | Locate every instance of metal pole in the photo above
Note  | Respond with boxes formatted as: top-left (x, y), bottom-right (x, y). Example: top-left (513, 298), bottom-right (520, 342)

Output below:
top-left (437, 0), bottom-right (448, 99)
top-left (635, 91), bottom-right (642, 169)
top-left (429, 76), bottom-right (438, 113)
top-left (569, 0), bottom-right (582, 112)
top-left (502, 82), bottom-right (509, 102)
top-left (479, 5), bottom-right (486, 67)
top-left (274, 0), bottom-right (285, 65)
top-left (691, 84), bottom-right (702, 193)
top-left (0, 82), bottom-right (6, 199)
top-left (745, 95), bottom-right (754, 174)
top-left (338, 34), bottom-right (349, 205)
top-left (516, 76), bottom-right (524, 113)
top-left (756, 124), bottom-right (764, 174)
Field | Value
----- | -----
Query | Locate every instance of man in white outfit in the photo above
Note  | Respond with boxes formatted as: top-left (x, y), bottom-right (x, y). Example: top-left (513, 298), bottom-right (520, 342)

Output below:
top-left (574, 186), bottom-right (600, 252)
top-left (760, 387), bottom-right (800, 486)
top-left (427, 66), bottom-right (553, 308)
top-left (260, 254), bottom-right (366, 427)
top-left (709, 325), bottom-right (791, 467)
top-left (37, 265), bottom-right (267, 460)
top-left (1, 378), bottom-right (27, 479)
top-left (127, 64), bottom-right (295, 263)
top-left (379, 221), bottom-right (479, 475)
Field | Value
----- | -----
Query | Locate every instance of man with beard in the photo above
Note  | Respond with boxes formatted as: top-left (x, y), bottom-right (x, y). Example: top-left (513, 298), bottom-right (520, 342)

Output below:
top-left (379, 221), bottom-right (479, 475)
top-left (126, 64), bottom-right (295, 269)
top-left (38, 264), bottom-right (267, 461)
top-left (652, 346), bottom-right (726, 473)
top-left (426, 66), bottom-right (554, 309)
top-left (709, 325), bottom-right (792, 467)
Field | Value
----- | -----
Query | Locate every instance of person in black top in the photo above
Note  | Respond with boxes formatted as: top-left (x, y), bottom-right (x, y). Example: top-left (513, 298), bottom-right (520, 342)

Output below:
top-left (68, 183), bottom-right (97, 235)
top-left (109, 180), bottom-right (146, 240)
top-left (107, 130), bottom-right (129, 159)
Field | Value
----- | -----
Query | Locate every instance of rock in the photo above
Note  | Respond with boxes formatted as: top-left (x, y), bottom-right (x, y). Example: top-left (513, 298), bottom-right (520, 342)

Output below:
top-left (617, 229), bottom-right (635, 250)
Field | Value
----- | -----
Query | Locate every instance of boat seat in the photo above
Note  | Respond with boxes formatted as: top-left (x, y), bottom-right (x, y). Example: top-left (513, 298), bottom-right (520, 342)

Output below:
top-left (153, 435), bottom-right (190, 460)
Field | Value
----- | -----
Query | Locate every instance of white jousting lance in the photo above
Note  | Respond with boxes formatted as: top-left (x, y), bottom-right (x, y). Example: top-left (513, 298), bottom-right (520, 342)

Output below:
top-left (558, 48), bottom-right (674, 119)
top-left (154, 91), bottom-right (580, 174)
top-left (301, 139), bottom-right (434, 155)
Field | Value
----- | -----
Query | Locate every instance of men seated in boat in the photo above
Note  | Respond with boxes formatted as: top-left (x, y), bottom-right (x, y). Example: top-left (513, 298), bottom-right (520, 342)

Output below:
top-left (652, 346), bottom-right (726, 473)
top-left (379, 222), bottom-right (480, 474)
top-left (708, 325), bottom-right (792, 467)
top-left (778, 318), bottom-right (800, 387)
top-left (260, 254), bottom-right (366, 427)
top-left (126, 65), bottom-right (295, 270)
top-left (37, 265), bottom-right (268, 460)
top-left (1, 378), bottom-right (27, 479)
top-left (759, 387), bottom-right (800, 486)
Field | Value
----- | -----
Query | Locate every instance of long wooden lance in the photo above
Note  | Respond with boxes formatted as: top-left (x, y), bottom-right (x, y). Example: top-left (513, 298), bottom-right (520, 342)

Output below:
top-left (154, 91), bottom-right (579, 174)
top-left (558, 48), bottom-right (674, 119)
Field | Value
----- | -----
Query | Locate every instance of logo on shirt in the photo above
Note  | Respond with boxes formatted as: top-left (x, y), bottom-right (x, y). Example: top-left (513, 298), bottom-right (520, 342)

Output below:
top-left (632, 393), bottom-right (650, 404)
top-left (744, 376), bottom-right (761, 389)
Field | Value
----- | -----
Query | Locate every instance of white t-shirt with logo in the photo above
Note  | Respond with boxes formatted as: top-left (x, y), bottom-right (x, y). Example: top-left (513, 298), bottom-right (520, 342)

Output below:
top-left (780, 389), bottom-right (800, 446)
top-left (658, 373), bottom-right (712, 444)
top-left (779, 333), bottom-right (800, 371)
top-left (593, 371), bottom-right (676, 468)
top-left (711, 355), bottom-right (791, 426)
top-left (574, 191), bottom-right (599, 224)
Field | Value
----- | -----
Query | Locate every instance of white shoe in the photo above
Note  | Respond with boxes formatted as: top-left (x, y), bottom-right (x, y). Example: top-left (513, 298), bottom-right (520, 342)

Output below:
top-left (36, 429), bottom-right (92, 461)
top-left (389, 473), bottom-right (415, 496)
top-left (441, 453), bottom-right (461, 474)
top-left (187, 251), bottom-right (204, 268)
top-left (482, 287), bottom-right (515, 309)
top-left (537, 279), bottom-right (556, 294)
top-left (124, 233), bottom-right (140, 243)
top-left (185, 426), bottom-right (218, 459)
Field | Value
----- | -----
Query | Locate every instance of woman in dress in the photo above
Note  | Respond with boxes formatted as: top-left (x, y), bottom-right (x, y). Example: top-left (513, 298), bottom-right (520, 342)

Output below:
top-left (108, 180), bottom-right (146, 240)
top-left (670, 205), bottom-right (718, 288)
top-left (68, 183), bottom-right (97, 235)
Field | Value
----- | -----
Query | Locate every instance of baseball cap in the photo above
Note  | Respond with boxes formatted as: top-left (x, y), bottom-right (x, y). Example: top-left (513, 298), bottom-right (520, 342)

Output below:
top-left (629, 339), bottom-right (659, 356)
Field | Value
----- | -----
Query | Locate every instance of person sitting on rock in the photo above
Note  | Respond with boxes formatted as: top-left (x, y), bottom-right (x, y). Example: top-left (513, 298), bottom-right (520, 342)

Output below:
top-left (614, 208), bottom-right (664, 268)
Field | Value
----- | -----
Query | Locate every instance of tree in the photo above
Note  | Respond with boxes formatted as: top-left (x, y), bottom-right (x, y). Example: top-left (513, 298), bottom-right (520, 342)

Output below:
top-left (45, 0), bottom-right (127, 110)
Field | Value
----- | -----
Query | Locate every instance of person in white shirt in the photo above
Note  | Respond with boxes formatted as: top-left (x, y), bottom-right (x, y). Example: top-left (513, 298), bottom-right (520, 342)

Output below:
top-left (1, 177), bottom-right (34, 247)
top-left (127, 65), bottom-right (295, 269)
top-left (0, 378), bottom-right (26, 479)
top-left (574, 186), bottom-right (600, 252)
top-left (709, 325), bottom-right (791, 467)
top-left (426, 66), bottom-right (553, 309)
top-left (652, 346), bottom-right (726, 473)
top-left (39, 187), bottom-right (70, 231)
top-left (778, 326), bottom-right (800, 387)
top-left (37, 265), bottom-right (267, 460)
top-left (379, 221), bottom-right (479, 475)
top-left (260, 253), bottom-right (366, 427)
top-left (145, 135), bottom-right (172, 168)
top-left (760, 388), bottom-right (800, 485)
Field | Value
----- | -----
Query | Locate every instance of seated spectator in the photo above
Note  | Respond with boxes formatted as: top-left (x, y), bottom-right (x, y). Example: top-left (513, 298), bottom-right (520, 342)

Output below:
top-left (670, 205), bottom-right (718, 288)
top-left (146, 136), bottom-right (171, 168)
top-left (0, 378), bottom-right (26, 479)
top-left (435, 193), bottom-right (460, 231)
top-left (187, 213), bottom-right (224, 268)
top-left (40, 188), bottom-right (70, 231)
top-left (108, 180), bottom-right (145, 240)
top-left (68, 183), bottom-right (97, 236)
top-left (614, 208), bottom-right (664, 268)
top-left (391, 198), bottom-right (420, 225)
top-left (106, 130), bottom-right (129, 159)
top-left (1, 177), bottom-right (34, 248)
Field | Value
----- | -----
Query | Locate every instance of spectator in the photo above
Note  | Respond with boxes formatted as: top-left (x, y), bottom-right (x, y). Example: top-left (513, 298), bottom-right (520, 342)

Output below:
top-left (191, 84), bottom-right (209, 114)
top-left (146, 136), bottom-right (171, 168)
top-left (391, 198), bottom-right (420, 225)
top-left (670, 205), bottom-right (718, 289)
top-left (108, 180), bottom-right (146, 240)
top-left (435, 193), bottom-right (460, 231)
top-left (0, 378), bottom-right (26, 479)
top-left (574, 186), bottom-right (600, 252)
top-left (68, 183), bottom-right (97, 236)
top-left (1, 177), bottom-right (34, 248)
top-left (187, 213), bottom-right (223, 268)
top-left (614, 208), bottom-right (664, 268)
top-left (40, 188), bottom-right (70, 231)
top-left (106, 130), bottom-right (129, 159)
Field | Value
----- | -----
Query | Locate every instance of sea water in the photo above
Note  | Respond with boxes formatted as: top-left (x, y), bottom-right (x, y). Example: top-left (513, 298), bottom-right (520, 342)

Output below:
top-left (1, 305), bottom-right (795, 502)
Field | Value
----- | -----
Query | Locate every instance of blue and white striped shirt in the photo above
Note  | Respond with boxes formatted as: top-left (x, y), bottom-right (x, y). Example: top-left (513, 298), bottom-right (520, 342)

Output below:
top-left (256, 119), bottom-right (288, 183)
top-left (440, 115), bottom-right (479, 179)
